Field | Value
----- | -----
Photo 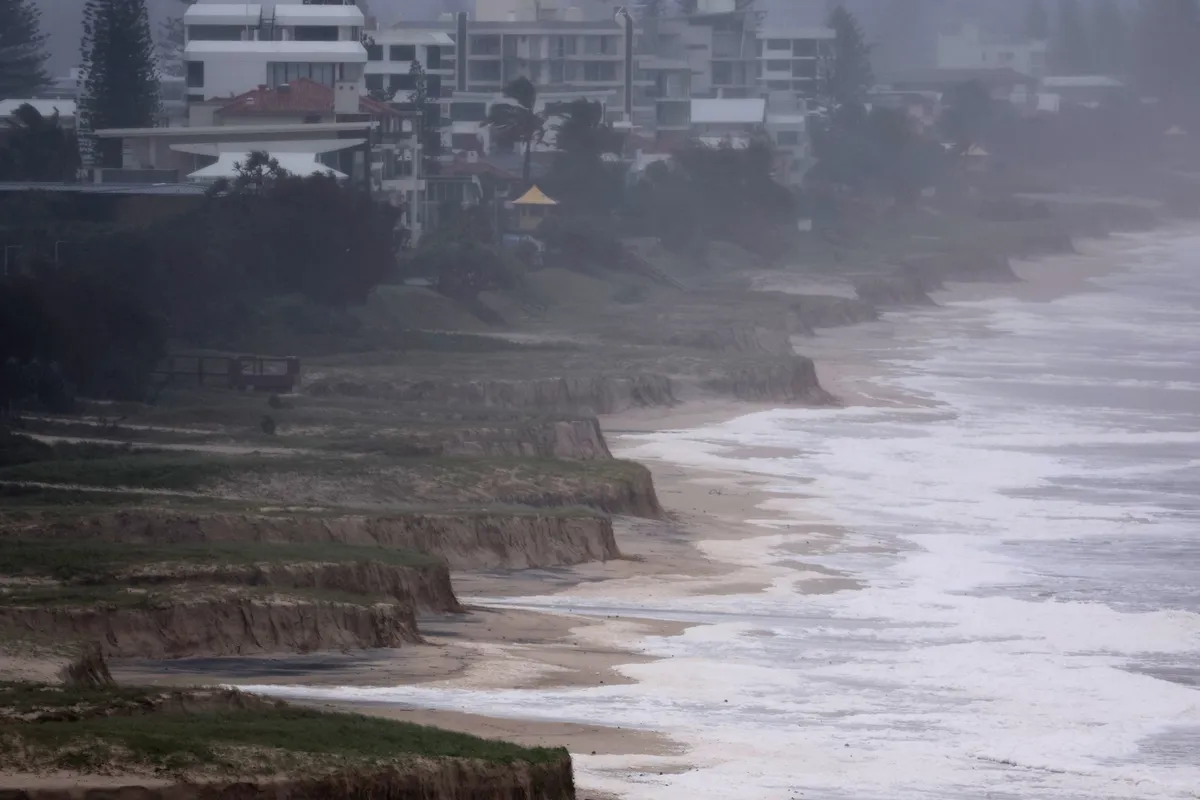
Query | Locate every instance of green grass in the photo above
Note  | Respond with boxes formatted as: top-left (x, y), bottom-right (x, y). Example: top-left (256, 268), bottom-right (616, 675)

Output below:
top-left (0, 452), bottom-right (237, 491)
top-left (0, 539), bottom-right (441, 583)
top-left (0, 686), bottom-right (565, 772)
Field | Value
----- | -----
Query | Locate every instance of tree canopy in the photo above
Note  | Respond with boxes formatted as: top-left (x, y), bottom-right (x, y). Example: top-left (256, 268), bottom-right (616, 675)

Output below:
top-left (483, 77), bottom-right (545, 185)
top-left (80, 0), bottom-right (161, 167)
top-left (0, 104), bottom-right (81, 182)
top-left (822, 5), bottom-right (874, 111)
top-left (0, 0), bottom-right (49, 98)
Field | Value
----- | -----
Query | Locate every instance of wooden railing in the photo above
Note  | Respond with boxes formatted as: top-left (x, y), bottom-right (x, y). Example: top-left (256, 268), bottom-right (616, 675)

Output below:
top-left (152, 354), bottom-right (301, 393)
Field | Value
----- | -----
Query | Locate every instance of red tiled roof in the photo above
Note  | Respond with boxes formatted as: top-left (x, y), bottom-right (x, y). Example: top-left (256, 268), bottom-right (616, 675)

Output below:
top-left (217, 78), bottom-right (398, 117)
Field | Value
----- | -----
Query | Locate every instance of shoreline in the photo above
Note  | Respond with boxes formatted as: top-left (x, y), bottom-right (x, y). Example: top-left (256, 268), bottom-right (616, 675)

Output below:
top-left (104, 224), bottom-right (1177, 797)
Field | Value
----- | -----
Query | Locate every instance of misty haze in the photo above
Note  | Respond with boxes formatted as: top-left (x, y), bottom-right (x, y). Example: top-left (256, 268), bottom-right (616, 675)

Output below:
top-left (1, 1), bottom-right (1199, 798)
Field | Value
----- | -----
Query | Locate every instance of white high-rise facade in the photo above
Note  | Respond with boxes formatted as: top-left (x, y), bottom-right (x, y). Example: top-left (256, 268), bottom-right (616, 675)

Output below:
top-left (183, 1), bottom-right (368, 104)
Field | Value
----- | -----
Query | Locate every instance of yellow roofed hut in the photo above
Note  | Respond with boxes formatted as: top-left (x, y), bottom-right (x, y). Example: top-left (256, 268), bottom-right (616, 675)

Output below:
top-left (511, 185), bottom-right (558, 232)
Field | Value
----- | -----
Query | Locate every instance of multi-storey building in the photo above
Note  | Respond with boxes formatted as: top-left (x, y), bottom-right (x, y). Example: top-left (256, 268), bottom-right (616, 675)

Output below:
top-left (757, 28), bottom-right (833, 95)
top-left (182, 1), bottom-right (368, 106)
top-left (363, 30), bottom-right (455, 101)
top-left (937, 24), bottom-right (1048, 79)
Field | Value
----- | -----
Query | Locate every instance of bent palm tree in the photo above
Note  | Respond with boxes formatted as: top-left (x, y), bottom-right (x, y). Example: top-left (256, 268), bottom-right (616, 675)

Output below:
top-left (0, 103), bottom-right (80, 182)
top-left (549, 98), bottom-right (622, 158)
top-left (482, 76), bottom-right (545, 185)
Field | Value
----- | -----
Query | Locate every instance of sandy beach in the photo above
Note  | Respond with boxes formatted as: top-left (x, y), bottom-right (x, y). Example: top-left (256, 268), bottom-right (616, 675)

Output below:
top-left (106, 228), bottom-right (1162, 798)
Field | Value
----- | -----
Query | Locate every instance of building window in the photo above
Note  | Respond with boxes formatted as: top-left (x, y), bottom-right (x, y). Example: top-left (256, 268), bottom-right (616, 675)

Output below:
top-left (366, 44), bottom-right (383, 60)
top-left (549, 61), bottom-right (564, 83)
top-left (187, 25), bottom-right (244, 41)
top-left (427, 46), bottom-right (442, 69)
top-left (427, 74), bottom-right (442, 97)
top-left (295, 26), bottom-right (339, 42)
top-left (186, 60), bottom-right (204, 88)
top-left (470, 35), bottom-right (501, 56)
top-left (450, 101), bottom-right (487, 122)
top-left (712, 62), bottom-right (733, 85)
top-left (792, 39), bottom-right (817, 57)
top-left (390, 44), bottom-right (416, 62)
top-left (998, 51), bottom-right (1014, 64)
top-left (583, 35), bottom-right (616, 55)
top-left (776, 131), bottom-right (800, 146)
top-left (583, 61), bottom-right (617, 81)
top-left (389, 73), bottom-right (416, 94)
top-left (303, 114), bottom-right (323, 124)
top-left (366, 74), bottom-right (383, 92)
top-left (766, 39), bottom-right (790, 50)
top-left (468, 60), bottom-right (501, 81)
top-left (766, 60), bottom-right (790, 72)
top-left (551, 35), bottom-right (576, 57)
top-left (767, 80), bottom-right (791, 90)
top-left (270, 62), bottom-right (337, 88)
top-left (792, 60), bottom-right (816, 78)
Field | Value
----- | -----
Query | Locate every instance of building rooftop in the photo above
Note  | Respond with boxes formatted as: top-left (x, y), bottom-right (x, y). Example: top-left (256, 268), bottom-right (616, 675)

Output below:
top-left (92, 121), bottom-right (376, 138)
top-left (512, 185), bottom-right (557, 205)
top-left (392, 18), bottom-right (622, 31)
top-left (188, 152), bottom-right (348, 182)
top-left (217, 78), bottom-right (397, 117)
top-left (184, 4), bottom-right (263, 25)
top-left (762, 27), bottom-right (835, 41)
top-left (184, 40), bottom-right (367, 62)
top-left (273, 4), bottom-right (365, 26)
top-left (0, 182), bottom-right (207, 196)
top-left (884, 67), bottom-right (1039, 89)
top-left (1042, 75), bottom-right (1126, 89)
top-left (0, 99), bottom-right (77, 119)
top-left (371, 30), bottom-right (455, 46)
top-left (690, 98), bottom-right (766, 124)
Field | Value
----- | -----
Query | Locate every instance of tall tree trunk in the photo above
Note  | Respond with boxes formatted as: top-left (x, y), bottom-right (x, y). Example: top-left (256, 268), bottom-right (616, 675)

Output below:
top-left (522, 138), bottom-right (532, 184)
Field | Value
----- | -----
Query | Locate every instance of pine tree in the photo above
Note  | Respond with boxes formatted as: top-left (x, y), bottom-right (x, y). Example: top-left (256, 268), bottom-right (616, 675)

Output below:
top-left (1050, 0), bottom-right (1092, 75)
top-left (1025, 0), bottom-right (1050, 41)
top-left (1092, 0), bottom-right (1129, 77)
top-left (0, 0), bottom-right (50, 99)
top-left (158, 0), bottom-right (197, 79)
top-left (823, 5), bottom-right (873, 110)
top-left (80, 0), bottom-right (161, 167)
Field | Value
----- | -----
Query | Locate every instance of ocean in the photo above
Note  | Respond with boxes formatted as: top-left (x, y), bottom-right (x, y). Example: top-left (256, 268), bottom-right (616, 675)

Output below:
top-left (250, 230), bottom-right (1200, 799)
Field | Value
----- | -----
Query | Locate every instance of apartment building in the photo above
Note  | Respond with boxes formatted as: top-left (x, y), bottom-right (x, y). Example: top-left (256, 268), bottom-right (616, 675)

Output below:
top-left (182, 1), bottom-right (368, 105)
top-left (363, 30), bottom-right (454, 101)
top-left (393, 13), bottom-right (632, 154)
top-left (937, 24), bottom-right (1048, 79)
top-left (757, 28), bottom-right (833, 95)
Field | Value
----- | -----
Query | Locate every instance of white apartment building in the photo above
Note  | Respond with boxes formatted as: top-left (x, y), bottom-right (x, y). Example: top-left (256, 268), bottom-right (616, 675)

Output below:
top-left (758, 28), bottom-right (833, 95)
top-left (398, 16), bottom-right (632, 125)
top-left (937, 24), bottom-right (1048, 78)
top-left (183, 1), bottom-right (368, 105)
top-left (364, 30), bottom-right (455, 100)
top-left (471, 0), bottom-right (625, 23)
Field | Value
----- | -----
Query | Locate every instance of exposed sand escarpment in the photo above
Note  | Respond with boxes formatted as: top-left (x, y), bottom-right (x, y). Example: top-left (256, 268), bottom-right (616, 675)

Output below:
top-left (17, 510), bottom-right (624, 571)
top-left (0, 759), bottom-right (577, 800)
top-left (0, 595), bottom-right (423, 659)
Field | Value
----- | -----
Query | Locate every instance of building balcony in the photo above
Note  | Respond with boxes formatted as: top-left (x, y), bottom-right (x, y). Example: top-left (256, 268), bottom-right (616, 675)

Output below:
top-left (184, 40), bottom-right (367, 63)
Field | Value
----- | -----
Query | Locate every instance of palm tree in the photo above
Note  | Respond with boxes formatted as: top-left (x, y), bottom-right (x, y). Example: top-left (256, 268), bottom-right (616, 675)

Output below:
top-left (481, 76), bottom-right (545, 185)
top-left (549, 99), bottom-right (622, 158)
top-left (0, 103), bottom-right (80, 182)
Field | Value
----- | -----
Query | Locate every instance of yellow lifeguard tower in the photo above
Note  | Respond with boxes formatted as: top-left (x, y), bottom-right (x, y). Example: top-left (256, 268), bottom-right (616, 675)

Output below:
top-left (511, 185), bottom-right (558, 232)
